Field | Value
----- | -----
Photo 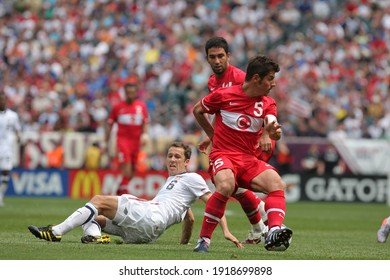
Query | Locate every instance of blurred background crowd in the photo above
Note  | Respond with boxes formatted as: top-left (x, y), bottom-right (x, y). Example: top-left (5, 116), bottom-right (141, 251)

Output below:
top-left (0, 0), bottom-right (389, 142)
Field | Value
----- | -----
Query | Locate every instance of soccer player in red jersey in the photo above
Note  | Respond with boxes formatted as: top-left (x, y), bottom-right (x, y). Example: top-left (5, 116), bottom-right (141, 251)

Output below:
top-left (200, 37), bottom-right (275, 161)
top-left (199, 37), bottom-right (275, 244)
top-left (105, 77), bottom-right (149, 195)
top-left (193, 55), bottom-right (293, 252)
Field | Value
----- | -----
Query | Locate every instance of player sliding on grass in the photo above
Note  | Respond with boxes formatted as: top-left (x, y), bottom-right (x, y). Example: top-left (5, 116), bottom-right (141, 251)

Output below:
top-left (28, 142), bottom-right (242, 247)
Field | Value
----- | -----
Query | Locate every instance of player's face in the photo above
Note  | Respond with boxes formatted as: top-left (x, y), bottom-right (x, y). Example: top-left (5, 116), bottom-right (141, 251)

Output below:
top-left (124, 84), bottom-right (138, 103)
top-left (166, 147), bottom-right (189, 176)
top-left (206, 47), bottom-right (230, 76)
top-left (254, 71), bottom-right (277, 96)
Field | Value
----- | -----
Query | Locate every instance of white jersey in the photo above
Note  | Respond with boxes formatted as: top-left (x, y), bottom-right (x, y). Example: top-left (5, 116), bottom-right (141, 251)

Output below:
top-left (108, 172), bottom-right (210, 243)
top-left (152, 172), bottom-right (211, 226)
top-left (0, 109), bottom-right (21, 170)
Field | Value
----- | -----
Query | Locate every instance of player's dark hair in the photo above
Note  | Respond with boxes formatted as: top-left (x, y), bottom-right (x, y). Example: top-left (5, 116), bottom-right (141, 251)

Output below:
top-left (205, 37), bottom-right (229, 56)
top-left (170, 142), bottom-right (192, 160)
top-left (245, 55), bottom-right (280, 81)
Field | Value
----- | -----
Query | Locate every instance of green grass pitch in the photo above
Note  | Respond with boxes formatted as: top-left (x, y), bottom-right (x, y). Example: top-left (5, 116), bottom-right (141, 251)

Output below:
top-left (0, 197), bottom-right (389, 260)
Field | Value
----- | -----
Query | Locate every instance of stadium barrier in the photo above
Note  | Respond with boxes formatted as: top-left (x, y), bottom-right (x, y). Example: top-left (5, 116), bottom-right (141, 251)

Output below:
top-left (7, 168), bottom-right (387, 203)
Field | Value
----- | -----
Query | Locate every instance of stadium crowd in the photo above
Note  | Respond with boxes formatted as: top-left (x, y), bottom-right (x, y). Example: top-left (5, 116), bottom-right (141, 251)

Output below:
top-left (0, 0), bottom-right (389, 144)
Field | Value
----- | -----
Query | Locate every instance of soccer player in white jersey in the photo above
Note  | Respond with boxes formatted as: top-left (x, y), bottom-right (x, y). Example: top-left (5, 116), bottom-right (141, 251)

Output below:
top-left (0, 92), bottom-right (21, 206)
top-left (28, 142), bottom-right (242, 247)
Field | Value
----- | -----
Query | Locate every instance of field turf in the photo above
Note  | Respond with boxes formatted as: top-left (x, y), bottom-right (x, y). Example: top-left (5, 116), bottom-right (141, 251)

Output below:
top-left (0, 197), bottom-right (389, 260)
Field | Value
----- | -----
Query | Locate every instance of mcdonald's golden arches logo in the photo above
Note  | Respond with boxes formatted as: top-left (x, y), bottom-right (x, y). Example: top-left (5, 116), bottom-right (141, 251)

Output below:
top-left (71, 170), bottom-right (101, 199)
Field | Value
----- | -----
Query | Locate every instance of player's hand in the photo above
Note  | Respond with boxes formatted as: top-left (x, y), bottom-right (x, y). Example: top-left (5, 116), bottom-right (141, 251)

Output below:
top-left (141, 133), bottom-right (150, 146)
top-left (265, 121), bottom-right (282, 140)
top-left (259, 131), bottom-right (272, 152)
top-left (224, 232), bottom-right (244, 248)
top-left (198, 137), bottom-right (211, 155)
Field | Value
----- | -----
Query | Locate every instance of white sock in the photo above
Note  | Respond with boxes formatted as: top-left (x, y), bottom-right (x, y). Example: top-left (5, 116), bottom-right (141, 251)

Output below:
top-left (259, 201), bottom-right (267, 223)
top-left (200, 237), bottom-right (210, 244)
top-left (53, 202), bottom-right (98, 235)
top-left (251, 219), bottom-right (266, 233)
top-left (82, 220), bottom-right (101, 236)
top-left (260, 219), bottom-right (266, 232)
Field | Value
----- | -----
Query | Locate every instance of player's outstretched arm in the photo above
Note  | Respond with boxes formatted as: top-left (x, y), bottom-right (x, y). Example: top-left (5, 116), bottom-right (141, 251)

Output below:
top-left (219, 215), bottom-right (243, 248)
top-left (200, 192), bottom-right (243, 248)
top-left (180, 208), bottom-right (195, 245)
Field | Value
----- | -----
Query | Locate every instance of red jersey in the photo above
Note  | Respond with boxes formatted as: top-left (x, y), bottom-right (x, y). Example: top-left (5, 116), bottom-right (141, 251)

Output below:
top-left (200, 85), bottom-right (277, 156)
top-left (208, 65), bottom-right (245, 92)
top-left (107, 100), bottom-right (148, 145)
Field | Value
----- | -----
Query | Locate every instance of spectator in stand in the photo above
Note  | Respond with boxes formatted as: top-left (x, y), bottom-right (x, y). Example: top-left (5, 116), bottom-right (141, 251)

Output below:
top-left (300, 143), bottom-right (321, 175)
top-left (84, 142), bottom-right (102, 170)
top-left (105, 77), bottom-right (149, 195)
top-left (89, 98), bottom-right (109, 137)
top-left (47, 140), bottom-right (64, 169)
top-left (0, 0), bottom-right (389, 154)
top-left (317, 143), bottom-right (346, 175)
top-left (273, 141), bottom-right (293, 175)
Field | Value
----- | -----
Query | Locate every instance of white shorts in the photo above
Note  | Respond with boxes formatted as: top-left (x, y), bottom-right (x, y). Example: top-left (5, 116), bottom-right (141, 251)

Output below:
top-left (0, 153), bottom-right (12, 171)
top-left (108, 194), bottom-right (167, 244)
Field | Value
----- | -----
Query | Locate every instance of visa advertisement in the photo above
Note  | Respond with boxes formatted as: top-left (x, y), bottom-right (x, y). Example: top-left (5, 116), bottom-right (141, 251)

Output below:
top-left (9, 168), bottom-right (68, 197)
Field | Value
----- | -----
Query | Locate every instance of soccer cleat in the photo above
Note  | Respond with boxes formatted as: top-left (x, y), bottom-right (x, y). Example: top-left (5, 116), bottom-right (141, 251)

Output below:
top-left (242, 230), bottom-right (264, 244)
top-left (377, 218), bottom-right (390, 243)
top-left (81, 234), bottom-right (111, 244)
top-left (28, 225), bottom-right (62, 242)
top-left (264, 227), bottom-right (293, 251)
top-left (193, 238), bottom-right (209, 253)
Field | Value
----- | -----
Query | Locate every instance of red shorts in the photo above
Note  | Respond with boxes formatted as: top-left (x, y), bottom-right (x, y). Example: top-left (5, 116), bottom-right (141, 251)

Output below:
top-left (209, 151), bottom-right (277, 190)
top-left (117, 140), bottom-right (139, 165)
top-left (256, 139), bottom-right (275, 162)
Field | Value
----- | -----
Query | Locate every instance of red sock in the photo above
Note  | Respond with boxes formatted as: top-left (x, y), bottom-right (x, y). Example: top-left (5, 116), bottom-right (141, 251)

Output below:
top-left (264, 190), bottom-right (286, 229)
top-left (200, 192), bottom-right (229, 239)
top-left (233, 191), bottom-right (262, 224)
top-left (117, 176), bottom-right (130, 195)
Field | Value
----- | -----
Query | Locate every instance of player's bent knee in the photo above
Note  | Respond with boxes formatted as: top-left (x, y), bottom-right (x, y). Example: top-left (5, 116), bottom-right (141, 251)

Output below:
top-left (90, 195), bottom-right (107, 207)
